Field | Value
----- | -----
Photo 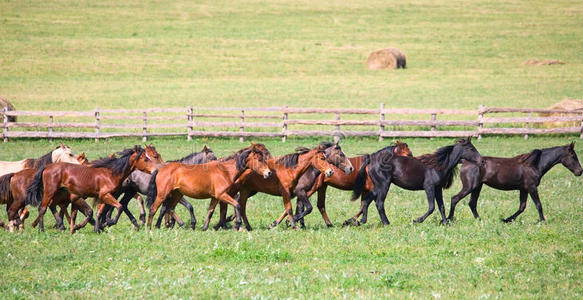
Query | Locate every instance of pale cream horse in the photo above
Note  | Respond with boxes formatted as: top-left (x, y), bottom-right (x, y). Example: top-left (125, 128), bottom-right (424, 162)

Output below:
top-left (0, 143), bottom-right (79, 176)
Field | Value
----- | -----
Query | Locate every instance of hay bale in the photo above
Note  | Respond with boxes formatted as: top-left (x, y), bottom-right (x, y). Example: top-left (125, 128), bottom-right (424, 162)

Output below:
top-left (0, 97), bottom-right (16, 122)
top-left (366, 48), bottom-right (406, 70)
top-left (522, 59), bottom-right (565, 66)
top-left (539, 99), bottom-right (583, 128)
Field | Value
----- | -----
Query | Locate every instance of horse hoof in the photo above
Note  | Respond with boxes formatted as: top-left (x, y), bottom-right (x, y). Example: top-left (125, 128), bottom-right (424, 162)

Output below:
top-left (440, 220), bottom-right (450, 226)
top-left (326, 223), bottom-right (334, 228)
top-left (502, 218), bottom-right (513, 223)
top-left (413, 218), bottom-right (424, 223)
top-left (267, 222), bottom-right (278, 230)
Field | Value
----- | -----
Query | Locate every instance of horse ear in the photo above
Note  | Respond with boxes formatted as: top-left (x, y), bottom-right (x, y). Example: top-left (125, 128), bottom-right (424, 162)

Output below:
top-left (202, 145), bottom-right (209, 152)
top-left (570, 141), bottom-right (575, 150)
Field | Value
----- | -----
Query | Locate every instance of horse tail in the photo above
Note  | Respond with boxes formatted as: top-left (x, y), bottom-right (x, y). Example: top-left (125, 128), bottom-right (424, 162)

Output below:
top-left (443, 165), bottom-right (459, 189)
top-left (146, 169), bottom-right (159, 209)
top-left (351, 155), bottom-right (370, 201)
top-left (26, 165), bottom-right (46, 207)
top-left (0, 173), bottom-right (14, 204)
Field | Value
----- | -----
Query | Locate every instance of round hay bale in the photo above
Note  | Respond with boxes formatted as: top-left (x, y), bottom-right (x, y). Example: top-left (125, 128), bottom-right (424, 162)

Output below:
top-left (0, 97), bottom-right (16, 122)
top-left (366, 48), bottom-right (406, 70)
top-left (539, 99), bottom-right (583, 128)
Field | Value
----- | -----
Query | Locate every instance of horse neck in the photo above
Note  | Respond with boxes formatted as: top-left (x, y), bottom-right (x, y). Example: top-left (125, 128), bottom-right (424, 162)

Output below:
top-left (349, 156), bottom-right (365, 169)
top-left (220, 158), bottom-right (246, 182)
top-left (437, 148), bottom-right (462, 175)
top-left (537, 147), bottom-right (563, 176)
top-left (268, 151), bottom-right (314, 179)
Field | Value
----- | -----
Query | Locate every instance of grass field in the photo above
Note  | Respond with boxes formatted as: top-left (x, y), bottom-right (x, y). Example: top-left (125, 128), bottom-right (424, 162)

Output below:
top-left (1, 0), bottom-right (583, 298)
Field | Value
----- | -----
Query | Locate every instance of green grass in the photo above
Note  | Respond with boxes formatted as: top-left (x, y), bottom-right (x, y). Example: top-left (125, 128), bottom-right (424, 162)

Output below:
top-left (1, 0), bottom-right (583, 298)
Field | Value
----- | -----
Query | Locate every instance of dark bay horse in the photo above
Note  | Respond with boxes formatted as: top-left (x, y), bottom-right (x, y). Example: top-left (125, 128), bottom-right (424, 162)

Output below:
top-left (26, 146), bottom-right (159, 232)
top-left (207, 142), bottom-right (353, 231)
top-left (293, 141), bottom-right (412, 227)
top-left (448, 142), bottom-right (582, 222)
top-left (104, 145), bottom-right (217, 230)
top-left (352, 138), bottom-right (483, 225)
top-left (145, 144), bottom-right (272, 231)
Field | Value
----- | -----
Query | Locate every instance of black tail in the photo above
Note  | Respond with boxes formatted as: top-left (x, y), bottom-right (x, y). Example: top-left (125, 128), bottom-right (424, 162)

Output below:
top-left (26, 165), bottom-right (46, 206)
top-left (351, 155), bottom-right (370, 201)
top-left (146, 169), bottom-right (159, 208)
top-left (0, 173), bottom-right (14, 204)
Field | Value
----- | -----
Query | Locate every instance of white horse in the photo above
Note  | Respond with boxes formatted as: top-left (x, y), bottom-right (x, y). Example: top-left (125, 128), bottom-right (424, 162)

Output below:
top-left (0, 143), bottom-right (79, 176)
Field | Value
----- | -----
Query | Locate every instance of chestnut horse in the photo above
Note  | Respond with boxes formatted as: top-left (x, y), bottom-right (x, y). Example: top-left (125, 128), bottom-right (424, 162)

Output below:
top-left (291, 141), bottom-right (413, 227)
top-left (0, 143), bottom-right (79, 176)
top-left (207, 142), bottom-right (353, 231)
top-left (352, 138), bottom-right (483, 225)
top-left (448, 142), bottom-right (582, 222)
top-left (0, 153), bottom-right (89, 232)
top-left (145, 144), bottom-right (272, 231)
top-left (26, 146), bottom-right (159, 232)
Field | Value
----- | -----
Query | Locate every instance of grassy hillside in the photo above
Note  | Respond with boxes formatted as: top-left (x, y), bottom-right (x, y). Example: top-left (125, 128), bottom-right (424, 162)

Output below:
top-left (1, 0), bottom-right (582, 111)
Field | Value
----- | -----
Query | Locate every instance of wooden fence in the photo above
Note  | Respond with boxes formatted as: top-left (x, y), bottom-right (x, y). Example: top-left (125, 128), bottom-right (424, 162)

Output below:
top-left (2, 105), bottom-right (583, 142)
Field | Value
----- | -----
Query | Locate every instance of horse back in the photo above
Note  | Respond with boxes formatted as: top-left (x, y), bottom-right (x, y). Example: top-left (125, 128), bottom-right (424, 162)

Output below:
top-left (480, 157), bottom-right (537, 190)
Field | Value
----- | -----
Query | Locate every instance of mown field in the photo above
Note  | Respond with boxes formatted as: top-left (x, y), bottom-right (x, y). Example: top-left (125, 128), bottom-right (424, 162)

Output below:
top-left (1, 0), bottom-right (583, 299)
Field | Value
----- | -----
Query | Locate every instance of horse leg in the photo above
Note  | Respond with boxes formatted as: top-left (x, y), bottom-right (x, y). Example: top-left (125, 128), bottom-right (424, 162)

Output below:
top-left (434, 188), bottom-right (449, 225)
top-left (179, 197), bottom-right (196, 230)
top-left (136, 194), bottom-right (146, 225)
top-left (270, 193), bottom-right (296, 230)
top-left (238, 194), bottom-right (252, 231)
top-left (359, 191), bottom-right (377, 225)
top-left (202, 198), bottom-right (218, 231)
top-left (71, 197), bottom-right (94, 234)
top-left (110, 190), bottom-right (136, 226)
top-left (155, 201), bottom-right (168, 229)
top-left (503, 189), bottom-right (528, 223)
top-left (171, 208), bottom-right (185, 228)
top-left (528, 188), bottom-right (546, 222)
top-left (316, 185), bottom-right (333, 227)
top-left (468, 184), bottom-right (483, 219)
top-left (448, 185), bottom-right (474, 221)
top-left (343, 191), bottom-right (368, 226)
top-left (414, 186), bottom-right (435, 223)
top-left (49, 204), bottom-right (65, 231)
top-left (293, 188), bottom-right (312, 228)
top-left (373, 187), bottom-right (391, 225)
top-left (214, 193), bottom-right (242, 231)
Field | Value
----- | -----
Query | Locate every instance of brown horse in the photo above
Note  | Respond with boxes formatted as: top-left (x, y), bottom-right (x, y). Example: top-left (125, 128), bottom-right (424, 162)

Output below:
top-left (207, 142), bottom-right (353, 231)
top-left (145, 144), bottom-right (272, 231)
top-left (26, 146), bottom-right (159, 232)
top-left (1, 153), bottom-right (89, 232)
top-left (295, 141), bottom-right (413, 227)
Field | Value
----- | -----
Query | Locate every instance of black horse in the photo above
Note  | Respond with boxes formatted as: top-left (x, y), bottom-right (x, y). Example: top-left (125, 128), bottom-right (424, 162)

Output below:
top-left (352, 138), bottom-right (483, 225)
top-left (447, 142), bottom-right (582, 222)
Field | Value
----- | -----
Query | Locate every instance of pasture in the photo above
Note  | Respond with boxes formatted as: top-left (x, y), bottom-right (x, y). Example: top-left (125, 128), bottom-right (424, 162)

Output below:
top-left (1, 0), bottom-right (583, 298)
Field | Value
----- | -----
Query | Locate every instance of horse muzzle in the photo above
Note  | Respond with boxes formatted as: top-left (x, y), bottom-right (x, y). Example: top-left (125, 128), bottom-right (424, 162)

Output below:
top-left (325, 168), bottom-right (334, 177)
top-left (263, 170), bottom-right (273, 179)
top-left (575, 169), bottom-right (583, 176)
top-left (344, 165), bottom-right (354, 175)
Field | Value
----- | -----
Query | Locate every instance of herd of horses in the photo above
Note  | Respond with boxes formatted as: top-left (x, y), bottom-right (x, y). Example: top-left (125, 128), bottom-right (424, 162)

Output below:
top-left (0, 138), bottom-right (581, 233)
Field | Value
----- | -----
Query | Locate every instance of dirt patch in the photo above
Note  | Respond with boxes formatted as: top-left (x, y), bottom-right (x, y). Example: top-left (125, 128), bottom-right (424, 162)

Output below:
top-left (522, 59), bottom-right (564, 66)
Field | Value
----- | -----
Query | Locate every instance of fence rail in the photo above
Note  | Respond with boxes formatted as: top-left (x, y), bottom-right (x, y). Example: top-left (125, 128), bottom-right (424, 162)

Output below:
top-left (2, 105), bottom-right (583, 142)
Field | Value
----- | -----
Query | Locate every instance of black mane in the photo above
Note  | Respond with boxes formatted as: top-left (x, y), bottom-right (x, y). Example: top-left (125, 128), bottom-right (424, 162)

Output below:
top-left (90, 147), bottom-right (144, 176)
top-left (23, 151), bottom-right (54, 169)
top-left (277, 147), bottom-right (311, 168)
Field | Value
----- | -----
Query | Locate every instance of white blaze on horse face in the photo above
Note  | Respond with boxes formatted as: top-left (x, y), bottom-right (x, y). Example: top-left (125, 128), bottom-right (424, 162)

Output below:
top-left (263, 169), bottom-right (272, 179)
top-left (325, 168), bottom-right (334, 177)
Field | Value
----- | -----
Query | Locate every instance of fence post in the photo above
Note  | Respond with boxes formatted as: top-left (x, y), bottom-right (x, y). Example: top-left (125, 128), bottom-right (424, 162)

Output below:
top-left (379, 103), bottom-right (385, 142)
top-left (48, 115), bottom-right (54, 142)
top-left (3, 107), bottom-right (8, 142)
top-left (580, 113), bottom-right (583, 139)
top-left (525, 112), bottom-right (531, 140)
top-left (478, 105), bottom-right (484, 139)
top-left (142, 111), bottom-right (147, 142)
top-left (282, 105), bottom-right (288, 142)
top-left (94, 108), bottom-right (100, 142)
top-left (187, 106), bottom-right (193, 141)
top-left (430, 113), bottom-right (436, 140)
top-left (239, 109), bottom-right (245, 143)
top-left (334, 113), bottom-right (340, 143)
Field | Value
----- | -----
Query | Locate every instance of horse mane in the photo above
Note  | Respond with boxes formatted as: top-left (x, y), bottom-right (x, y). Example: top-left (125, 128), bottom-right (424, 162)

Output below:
top-left (90, 147), bottom-right (144, 176)
top-left (416, 144), bottom-right (456, 171)
top-left (23, 151), bottom-right (53, 169)
top-left (277, 146), bottom-right (312, 167)
top-left (515, 149), bottom-right (543, 167)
